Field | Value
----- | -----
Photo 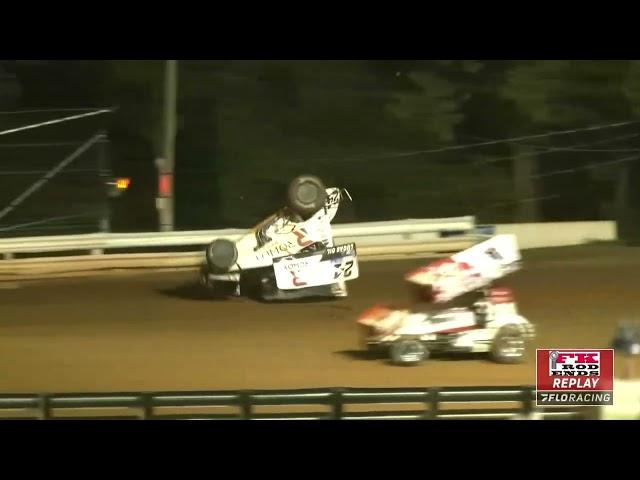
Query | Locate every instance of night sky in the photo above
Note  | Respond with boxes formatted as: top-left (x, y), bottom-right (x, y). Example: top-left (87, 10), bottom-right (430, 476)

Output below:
top-left (1, 60), bottom-right (639, 239)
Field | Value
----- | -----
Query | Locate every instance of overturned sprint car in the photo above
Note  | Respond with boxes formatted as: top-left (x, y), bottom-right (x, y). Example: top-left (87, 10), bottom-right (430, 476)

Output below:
top-left (200, 175), bottom-right (359, 301)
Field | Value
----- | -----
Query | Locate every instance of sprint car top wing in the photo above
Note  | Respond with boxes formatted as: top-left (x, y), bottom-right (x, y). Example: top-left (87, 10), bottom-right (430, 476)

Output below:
top-left (404, 234), bottom-right (521, 303)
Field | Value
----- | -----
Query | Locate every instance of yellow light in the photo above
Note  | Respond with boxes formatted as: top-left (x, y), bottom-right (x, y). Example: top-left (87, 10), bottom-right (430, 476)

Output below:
top-left (116, 178), bottom-right (131, 190)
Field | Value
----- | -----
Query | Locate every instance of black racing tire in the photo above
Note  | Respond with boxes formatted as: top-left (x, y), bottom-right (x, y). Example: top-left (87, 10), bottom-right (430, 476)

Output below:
top-left (390, 338), bottom-right (428, 366)
top-left (287, 175), bottom-right (327, 220)
top-left (490, 325), bottom-right (528, 364)
top-left (205, 239), bottom-right (238, 272)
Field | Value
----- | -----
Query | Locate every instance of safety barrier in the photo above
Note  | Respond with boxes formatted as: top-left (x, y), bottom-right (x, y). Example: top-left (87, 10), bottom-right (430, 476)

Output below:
top-left (0, 242), bottom-right (481, 279)
top-left (494, 221), bottom-right (617, 249)
top-left (0, 386), bottom-right (585, 420)
top-left (0, 218), bottom-right (619, 280)
top-left (0, 216), bottom-right (479, 279)
top-left (0, 216), bottom-right (476, 257)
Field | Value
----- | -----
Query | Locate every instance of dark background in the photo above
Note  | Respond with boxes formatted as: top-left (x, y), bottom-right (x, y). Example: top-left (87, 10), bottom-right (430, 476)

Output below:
top-left (1, 60), bottom-right (639, 238)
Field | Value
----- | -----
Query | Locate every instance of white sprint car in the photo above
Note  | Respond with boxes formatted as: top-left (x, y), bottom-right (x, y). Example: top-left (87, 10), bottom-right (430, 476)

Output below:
top-left (200, 175), bottom-right (359, 301)
top-left (357, 234), bottom-right (535, 365)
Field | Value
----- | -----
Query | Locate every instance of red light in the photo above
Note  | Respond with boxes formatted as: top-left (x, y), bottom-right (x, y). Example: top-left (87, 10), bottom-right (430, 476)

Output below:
top-left (159, 174), bottom-right (172, 197)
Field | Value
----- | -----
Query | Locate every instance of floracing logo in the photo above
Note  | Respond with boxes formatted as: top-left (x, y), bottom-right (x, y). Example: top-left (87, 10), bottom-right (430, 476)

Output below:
top-left (536, 349), bottom-right (614, 406)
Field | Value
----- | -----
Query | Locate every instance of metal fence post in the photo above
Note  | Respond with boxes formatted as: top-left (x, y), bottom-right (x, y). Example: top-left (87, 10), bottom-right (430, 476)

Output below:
top-left (141, 394), bottom-right (153, 420)
top-left (38, 395), bottom-right (51, 420)
top-left (331, 388), bottom-right (344, 420)
top-left (240, 392), bottom-right (252, 420)
top-left (97, 131), bottom-right (111, 234)
top-left (522, 385), bottom-right (535, 416)
top-left (426, 387), bottom-right (439, 419)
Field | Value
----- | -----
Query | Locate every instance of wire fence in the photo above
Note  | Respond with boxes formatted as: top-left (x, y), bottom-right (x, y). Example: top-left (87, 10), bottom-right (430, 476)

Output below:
top-left (0, 106), bottom-right (638, 235)
top-left (0, 133), bottom-right (112, 237)
top-left (0, 108), bottom-right (114, 237)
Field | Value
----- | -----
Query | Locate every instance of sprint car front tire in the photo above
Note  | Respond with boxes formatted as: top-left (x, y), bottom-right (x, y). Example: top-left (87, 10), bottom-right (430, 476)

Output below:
top-left (390, 338), bottom-right (428, 366)
top-left (490, 325), bottom-right (528, 364)
top-left (287, 175), bottom-right (327, 219)
top-left (205, 239), bottom-right (238, 272)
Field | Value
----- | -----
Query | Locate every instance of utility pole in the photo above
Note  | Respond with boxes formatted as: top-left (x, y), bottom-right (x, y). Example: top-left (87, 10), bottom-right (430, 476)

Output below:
top-left (97, 130), bottom-right (110, 233)
top-left (513, 145), bottom-right (540, 223)
top-left (157, 60), bottom-right (178, 231)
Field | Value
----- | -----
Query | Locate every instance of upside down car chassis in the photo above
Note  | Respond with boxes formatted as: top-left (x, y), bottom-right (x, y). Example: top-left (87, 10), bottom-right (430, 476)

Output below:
top-left (200, 175), bottom-right (359, 301)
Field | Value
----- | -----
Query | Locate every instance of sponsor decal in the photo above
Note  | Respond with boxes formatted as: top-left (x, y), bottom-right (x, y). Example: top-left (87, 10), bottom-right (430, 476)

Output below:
top-left (326, 190), bottom-right (341, 206)
top-left (293, 228), bottom-right (313, 247)
top-left (536, 349), bottom-right (614, 406)
top-left (289, 270), bottom-right (307, 287)
top-left (321, 243), bottom-right (356, 259)
top-left (333, 260), bottom-right (355, 279)
top-left (256, 241), bottom-right (297, 260)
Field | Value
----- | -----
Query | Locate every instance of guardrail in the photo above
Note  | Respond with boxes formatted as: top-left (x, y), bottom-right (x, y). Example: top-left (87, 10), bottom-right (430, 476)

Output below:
top-left (0, 386), bottom-right (586, 420)
top-left (495, 221), bottom-right (617, 249)
top-left (0, 216), bottom-right (479, 279)
top-left (0, 216), bottom-right (476, 257)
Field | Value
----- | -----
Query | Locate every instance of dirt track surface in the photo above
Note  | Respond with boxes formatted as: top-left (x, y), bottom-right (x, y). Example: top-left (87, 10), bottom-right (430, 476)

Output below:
top-left (2, 245), bottom-right (640, 394)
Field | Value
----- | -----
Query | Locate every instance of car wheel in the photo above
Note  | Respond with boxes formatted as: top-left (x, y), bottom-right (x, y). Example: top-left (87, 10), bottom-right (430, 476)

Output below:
top-left (490, 325), bottom-right (528, 364)
top-left (390, 338), bottom-right (428, 365)
top-left (205, 239), bottom-right (238, 272)
top-left (287, 175), bottom-right (327, 220)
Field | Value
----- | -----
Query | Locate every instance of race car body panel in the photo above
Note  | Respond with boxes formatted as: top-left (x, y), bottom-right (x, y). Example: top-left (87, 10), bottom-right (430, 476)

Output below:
top-left (273, 243), bottom-right (359, 290)
top-left (359, 299), bottom-right (534, 355)
top-left (232, 187), bottom-right (343, 272)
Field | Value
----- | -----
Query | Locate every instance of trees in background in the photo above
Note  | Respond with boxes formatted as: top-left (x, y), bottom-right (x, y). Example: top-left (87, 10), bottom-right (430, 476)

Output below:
top-left (5, 60), bottom-right (639, 231)
top-left (499, 60), bottom-right (633, 223)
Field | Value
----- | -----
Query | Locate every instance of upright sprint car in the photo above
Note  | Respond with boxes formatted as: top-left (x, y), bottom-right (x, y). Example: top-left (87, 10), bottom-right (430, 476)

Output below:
top-left (200, 175), bottom-right (359, 301)
top-left (357, 234), bottom-right (535, 365)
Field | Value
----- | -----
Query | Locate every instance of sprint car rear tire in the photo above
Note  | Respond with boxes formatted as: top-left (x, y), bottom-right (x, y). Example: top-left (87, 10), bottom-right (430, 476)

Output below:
top-left (205, 239), bottom-right (238, 272)
top-left (390, 339), bottom-right (428, 366)
top-left (490, 325), bottom-right (528, 364)
top-left (287, 175), bottom-right (327, 220)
